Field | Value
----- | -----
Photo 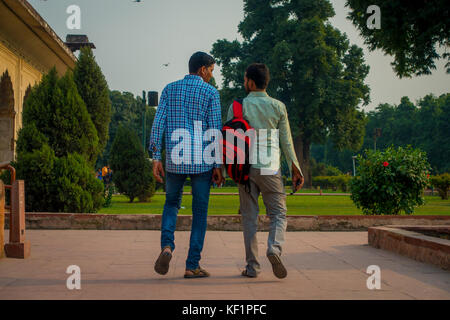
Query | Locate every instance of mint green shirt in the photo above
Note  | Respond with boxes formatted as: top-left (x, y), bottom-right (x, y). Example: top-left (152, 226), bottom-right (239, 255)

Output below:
top-left (227, 91), bottom-right (302, 177)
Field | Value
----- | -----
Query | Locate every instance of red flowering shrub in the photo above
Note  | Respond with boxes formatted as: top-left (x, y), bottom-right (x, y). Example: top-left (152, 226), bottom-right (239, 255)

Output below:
top-left (350, 145), bottom-right (431, 215)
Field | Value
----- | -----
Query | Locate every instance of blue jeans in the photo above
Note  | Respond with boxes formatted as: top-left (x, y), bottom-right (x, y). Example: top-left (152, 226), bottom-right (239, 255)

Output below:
top-left (160, 169), bottom-right (213, 270)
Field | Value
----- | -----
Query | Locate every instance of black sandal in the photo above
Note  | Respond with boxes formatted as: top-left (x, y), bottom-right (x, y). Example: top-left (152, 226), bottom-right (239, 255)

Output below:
top-left (154, 246), bottom-right (172, 275)
top-left (241, 269), bottom-right (257, 278)
top-left (267, 254), bottom-right (287, 279)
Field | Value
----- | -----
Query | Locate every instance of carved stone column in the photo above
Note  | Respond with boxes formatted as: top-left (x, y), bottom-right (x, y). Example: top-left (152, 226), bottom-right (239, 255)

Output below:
top-left (4, 180), bottom-right (30, 258)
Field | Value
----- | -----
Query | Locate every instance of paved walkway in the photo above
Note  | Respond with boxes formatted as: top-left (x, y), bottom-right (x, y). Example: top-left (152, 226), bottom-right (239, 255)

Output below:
top-left (0, 230), bottom-right (449, 300)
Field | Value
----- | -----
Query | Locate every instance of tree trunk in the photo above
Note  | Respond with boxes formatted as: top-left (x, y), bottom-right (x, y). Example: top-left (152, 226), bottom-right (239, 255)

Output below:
top-left (294, 136), bottom-right (312, 188)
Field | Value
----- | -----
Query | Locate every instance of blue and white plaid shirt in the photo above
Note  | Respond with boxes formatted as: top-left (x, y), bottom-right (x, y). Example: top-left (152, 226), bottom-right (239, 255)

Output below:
top-left (149, 75), bottom-right (222, 174)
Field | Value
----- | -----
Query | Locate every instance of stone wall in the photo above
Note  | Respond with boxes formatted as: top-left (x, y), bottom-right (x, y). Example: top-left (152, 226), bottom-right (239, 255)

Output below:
top-left (4, 213), bottom-right (450, 231)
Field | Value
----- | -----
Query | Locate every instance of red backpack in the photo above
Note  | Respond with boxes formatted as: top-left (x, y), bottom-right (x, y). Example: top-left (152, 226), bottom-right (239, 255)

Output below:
top-left (221, 99), bottom-right (254, 192)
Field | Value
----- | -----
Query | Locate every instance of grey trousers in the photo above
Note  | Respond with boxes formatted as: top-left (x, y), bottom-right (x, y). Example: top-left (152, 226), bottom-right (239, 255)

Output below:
top-left (238, 167), bottom-right (287, 276)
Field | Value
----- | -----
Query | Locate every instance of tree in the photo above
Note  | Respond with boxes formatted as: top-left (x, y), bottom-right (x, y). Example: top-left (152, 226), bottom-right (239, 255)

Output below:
top-left (430, 173), bottom-right (450, 200)
top-left (346, 0), bottom-right (450, 77)
top-left (312, 92), bottom-right (450, 174)
top-left (21, 68), bottom-right (99, 164)
top-left (74, 46), bottom-right (112, 160)
top-left (15, 68), bottom-right (104, 213)
top-left (212, 0), bottom-right (370, 186)
top-left (417, 93), bottom-right (450, 173)
top-left (96, 90), bottom-right (156, 167)
top-left (360, 93), bottom-right (449, 174)
top-left (109, 125), bottom-right (155, 203)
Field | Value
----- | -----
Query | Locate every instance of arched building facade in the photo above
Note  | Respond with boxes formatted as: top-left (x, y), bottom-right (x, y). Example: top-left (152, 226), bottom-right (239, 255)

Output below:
top-left (0, 0), bottom-right (76, 163)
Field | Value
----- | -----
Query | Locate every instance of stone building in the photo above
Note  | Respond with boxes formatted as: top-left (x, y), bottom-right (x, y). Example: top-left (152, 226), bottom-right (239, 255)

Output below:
top-left (0, 0), bottom-right (76, 163)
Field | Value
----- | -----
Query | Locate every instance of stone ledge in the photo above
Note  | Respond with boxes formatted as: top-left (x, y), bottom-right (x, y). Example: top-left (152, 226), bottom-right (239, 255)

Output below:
top-left (3, 213), bottom-right (450, 231)
top-left (368, 225), bottom-right (450, 270)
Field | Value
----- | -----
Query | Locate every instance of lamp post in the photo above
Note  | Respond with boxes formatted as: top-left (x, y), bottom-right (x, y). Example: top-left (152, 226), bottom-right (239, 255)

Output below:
top-left (141, 91), bottom-right (146, 150)
top-left (352, 156), bottom-right (357, 176)
top-left (142, 91), bottom-right (159, 150)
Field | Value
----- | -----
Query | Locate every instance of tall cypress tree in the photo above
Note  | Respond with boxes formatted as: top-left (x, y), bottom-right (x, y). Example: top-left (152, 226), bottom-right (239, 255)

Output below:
top-left (21, 68), bottom-right (99, 163)
top-left (109, 125), bottom-right (155, 203)
top-left (15, 67), bottom-right (103, 213)
top-left (74, 46), bottom-right (112, 162)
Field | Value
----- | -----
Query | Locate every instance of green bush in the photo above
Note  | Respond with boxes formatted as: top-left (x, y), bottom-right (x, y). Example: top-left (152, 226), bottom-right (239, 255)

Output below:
top-left (311, 175), bottom-right (351, 191)
top-left (430, 173), bottom-right (450, 200)
top-left (333, 175), bottom-right (352, 192)
top-left (103, 184), bottom-right (114, 207)
top-left (15, 145), bottom-right (104, 212)
top-left (15, 145), bottom-right (55, 212)
top-left (311, 158), bottom-right (343, 177)
top-left (54, 152), bottom-right (104, 212)
top-left (312, 176), bottom-right (331, 189)
top-left (350, 145), bottom-right (431, 215)
top-left (110, 126), bottom-right (155, 202)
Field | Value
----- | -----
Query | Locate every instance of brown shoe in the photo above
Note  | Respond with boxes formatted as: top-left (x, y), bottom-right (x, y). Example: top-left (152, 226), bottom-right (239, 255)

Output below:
top-left (154, 246), bottom-right (172, 275)
top-left (267, 254), bottom-right (287, 279)
top-left (184, 267), bottom-right (210, 278)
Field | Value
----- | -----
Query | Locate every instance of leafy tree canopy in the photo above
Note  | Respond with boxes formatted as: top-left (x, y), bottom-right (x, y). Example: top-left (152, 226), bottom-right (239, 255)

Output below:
top-left (212, 0), bottom-right (371, 185)
top-left (346, 0), bottom-right (450, 77)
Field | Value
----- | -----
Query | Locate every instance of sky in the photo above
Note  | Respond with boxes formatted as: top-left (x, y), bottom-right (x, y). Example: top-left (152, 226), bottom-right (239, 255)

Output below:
top-left (29, 0), bottom-right (449, 112)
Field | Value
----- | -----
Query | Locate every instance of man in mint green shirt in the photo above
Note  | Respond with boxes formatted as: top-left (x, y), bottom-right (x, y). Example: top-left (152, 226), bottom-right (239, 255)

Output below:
top-left (226, 63), bottom-right (304, 279)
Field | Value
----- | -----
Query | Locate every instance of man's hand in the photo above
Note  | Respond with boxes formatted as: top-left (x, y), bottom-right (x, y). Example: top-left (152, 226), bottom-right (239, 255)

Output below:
top-left (153, 160), bottom-right (165, 183)
top-left (292, 163), bottom-right (304, 193)
top-left (212, 167), bottom-right (225, 186)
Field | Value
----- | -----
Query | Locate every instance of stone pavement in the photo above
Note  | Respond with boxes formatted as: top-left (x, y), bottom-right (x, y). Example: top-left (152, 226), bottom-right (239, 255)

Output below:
top-left (0, 230), bottom-right (449, 300)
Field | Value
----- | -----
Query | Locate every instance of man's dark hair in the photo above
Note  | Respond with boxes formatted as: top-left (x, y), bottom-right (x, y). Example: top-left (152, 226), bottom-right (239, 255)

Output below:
top-left (189, 52), bottom-right (215, 74)
top-left (245, 63), bottom-right (270, 89)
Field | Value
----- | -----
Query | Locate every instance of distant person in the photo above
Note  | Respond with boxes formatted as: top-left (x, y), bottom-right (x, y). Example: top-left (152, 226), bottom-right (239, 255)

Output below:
top-left (107, 167), bottom-right (113, 184)
top-left (96, 168), bottom-right (103, 181)
top-left (226, 63), bottom-right (304, 278)
top-left (102, 166), bottom-right (108, 179)
top-left (149, 52), bottom-right (224, 278)
top-left (103, 166), bottom-right (111, 185)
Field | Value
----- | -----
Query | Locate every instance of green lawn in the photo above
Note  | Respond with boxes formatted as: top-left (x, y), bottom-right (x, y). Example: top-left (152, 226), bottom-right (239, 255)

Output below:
top-left (179, 186), bottom-right (346, 194)
top-left (99, 192), bottom-right (450, 216)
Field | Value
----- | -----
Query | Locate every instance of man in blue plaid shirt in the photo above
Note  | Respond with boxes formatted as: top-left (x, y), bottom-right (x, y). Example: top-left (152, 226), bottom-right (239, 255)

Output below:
top-left (150, 52), bottom-right (224, 278)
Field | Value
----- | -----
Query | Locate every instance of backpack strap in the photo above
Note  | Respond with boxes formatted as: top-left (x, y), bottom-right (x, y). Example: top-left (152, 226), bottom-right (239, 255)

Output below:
top-left (232, 99), bottom-right (244, 119)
